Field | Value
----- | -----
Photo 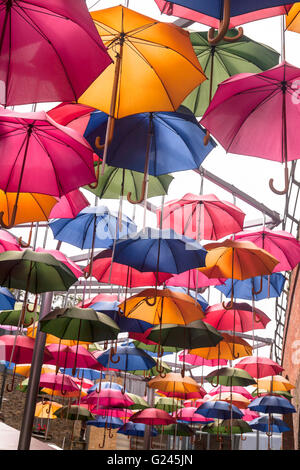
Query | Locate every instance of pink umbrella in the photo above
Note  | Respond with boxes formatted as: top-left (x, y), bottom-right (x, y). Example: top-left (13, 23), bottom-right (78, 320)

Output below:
top-left (77, 293), bottom-right (124, 308)
top-left (85, 389), bottom-right (134, 408)
top-left (0, 0), bottom-right (111, 107)
top-left (235, 356), bottom-right (284, 379)
top-left (201, 61), bottom-right (300, 195)
top-left (129, 408), bottom-right (176, 426)
top-left (91, 407), bottom-right (133, 419)
top-left (234, 228), bottom-right (300, 273)
top-left (157, 390), bottom-right (206, 400)
top-left (166, 268), bottom-right (225, 289)
top-left (0, 230), bottom-right (22, 252)
top-left (183, 399), bottom-right (206, 408)
top-left (241, 409), bottom-right (260, 422)
top-left (47, 102), bottom-right (96, 134)
top-left (157, 193), bottom-right (245, 241)
top-left (45, 344), bottom-right (101, 372)
top-left (207, 385), bottom-right (253, 401)
top-left (178, 351), bottom-right (227, 367)
top-left (175, 407), bottom-right (214, 423)
top-left (39, 372), bottom-right (80, 393)
top-left (0, 109), bottom-right (96, 228)
top-left (35, 247), bottom-right (83, 279)
top-left (203, 302), bottom-right (270, 333)
top-left (49, 189), bottom-right (90, 219)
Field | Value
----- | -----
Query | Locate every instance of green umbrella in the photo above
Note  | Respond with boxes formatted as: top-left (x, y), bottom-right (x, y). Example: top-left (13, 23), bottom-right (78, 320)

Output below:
top-left (133, 340), bottom-right (180, 354)
top-left (206, 367), bottom-right (256, 387)
top-left (53, 405), bottom-right (95, 421)
top-left (128, 357), bottom-right (171, 378)
top-left (39, 307), bottom-right (120, 342)
top-left (202, 419), bottom-right (252, 435)
top-left (147, 321), bottom-right (223, 349)
top-left (0, 308), bottom-right (39, 327)
top-left (85, 164), bottom-right (174, 200)
top-left (154, 396), bottom-right (183, 413)
top-left (156, 423), bottom-right (194, 437)
top-left (127, 393), bottom-right (149, 411)
top-left (183, 29), bottom-right (280, 117)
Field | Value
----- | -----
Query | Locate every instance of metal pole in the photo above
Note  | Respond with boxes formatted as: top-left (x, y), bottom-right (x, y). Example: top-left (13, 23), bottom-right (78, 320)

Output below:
top-left (17, 291), bottom-right (54, 450)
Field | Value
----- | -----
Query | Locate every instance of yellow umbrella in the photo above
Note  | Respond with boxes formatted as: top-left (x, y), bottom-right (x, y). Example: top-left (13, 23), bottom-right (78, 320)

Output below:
top-left (148, 372), bottom-right (202, 394)
top-left (207, 392), bottom-right (250, 409)
top-left (34, 401), bottom-right (62, 420)
top-left (41, 388), bottom-right (88, 398)
top-left (189, 333), bottom-right (253, 361)
top-left (15, 364), bottom-right (57, 377)
top-left (286, 4), bottom-right (300, 33)
top-left (78, 5), bottom-right (206, 179)
top-left (256, 375), bottom-right (295, 393)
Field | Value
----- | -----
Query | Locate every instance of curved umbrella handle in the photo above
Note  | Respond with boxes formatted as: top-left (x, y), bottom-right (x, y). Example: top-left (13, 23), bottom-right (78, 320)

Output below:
top-left (18, 223), bottom-right (33, 248)
top-left (269, 165), bottom-right (289, 195)
top-left (27, 294), bottom-right (38, 313)
top-left (252, 276), bottom-right (263, 296)
top-left (207, 0), bottom-right (231, 45)
top-left (127, 178), bottom-right (147, 205)
top-left (232, 344), bottom-right (240, 360)
top-left (145, 295), bottom-right (157, 307)
top-left (6, 368), bottom-right (16, 393)
top-left (0, 203), bottom-right (18, 229)
top-left (223, 27), bottom-right (244, 42)
top-left (240, 434), bottom-right (247, 441)
top-left (222, 292), bottom-right (234, 310)
top-left (203, 130), bottom-right (211, 146)
top-left (210, 373), bottom-right (219, 388)
top-left (22, 317), bottom-right (34, 328)
top-left (109, 346), bottom-right (120, 364)
top-left (83, 264), bottom-right (92, 279)
top-left (99, 429), bottom-right (106, 448)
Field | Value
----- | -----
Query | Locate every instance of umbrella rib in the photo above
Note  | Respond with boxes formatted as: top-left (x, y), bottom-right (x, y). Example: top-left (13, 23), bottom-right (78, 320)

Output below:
top-left (30, 193), bottom-right (52, 221)
top-left (2, 129), bottom-right (29, 193)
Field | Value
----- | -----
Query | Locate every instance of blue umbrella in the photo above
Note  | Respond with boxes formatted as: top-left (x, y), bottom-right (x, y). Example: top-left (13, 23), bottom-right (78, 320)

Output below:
top-left (49, 206), bottom-right (137, 250)
top-left (87, 381), bottom-right (127, 394)
top-left (60, 368), bottom-right (103, 381)
top-left (87, 415), bottom-right (123, 428)
top-left (117, 422), bottom-right (158, 437)
top-left (215, 273), bottom-right (285, 301)
top-left (96, 345), bottom-right (156, 371)
top-left (0, 287), bottom-right (16, 310)
top-left (249, 415), bottom-right (290, 433)
top-left (248, 395), bottom-right (296, 414)
top-left (167, 286), bottom-right (209, 311)
top-left (113, 228), bottom-right (207, 274)
top-left (196, 400), bottom-right (243, 420)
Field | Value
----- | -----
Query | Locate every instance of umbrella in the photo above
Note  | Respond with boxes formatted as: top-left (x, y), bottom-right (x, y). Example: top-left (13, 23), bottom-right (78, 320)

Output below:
top-left (255, 375), bottom-right (295, 393)
top-left (86, 415), bottom-right (123, 428)
top-left (215, 273), bottom-right (286, 301)
top-left (127, 358), bottom-right (172, 378)
top-left (175, 407), bottom-right (213, 424)
top-left (148, 373), bottom-right (203, 395)
top-left (234, 228), bottom-right (300, 273)
top-left (0, 108), bottom-right (96, 228)
top-left (0, 287), bottom-right (16, 310)
top-left (27, 322), bottom-right (90, 349)
top-left (208, 385), bottom-right (253, 401)
top-left (207, 392), bottom-right (250, 409)
top-left (166, 287), bottom-right (209, 311)
top-left (129, 408), bottom-right (176, 426)
top-left (49, 189), bottom-right (90, 219)
top-left (157, 423), bottom-right (195, 437)
top-left (45, 344), bottom-right (101, 373)
top-left (157, 389), bottom-right (206, 400)
top-left (39, 373), bottom-right (80, 394)
top-left (34, 401), bottom-right (62, 420)
top-left (0, 0), bottom-right (111, 107)
top-left (85, 389), bottom-right (134, 408)
top-left (203, 302), bottom-right (271, 333)
top-left (166, 268), bottom-right (225, 290)
top-left (154, 1), bottom-right (292, 43)
top-left (154, 397), bottom-right (183, 413)
top-left (132, 338), bottom-right (179, 355)
top-left (127, 394), bottom-right (149, 411)
top-left (182, 30), bottom-right (280, 117)
top-left (235, 356), bottom-right (284, 379)
top-left (157, 193), bottom-right (245, 241)
top-left (189, 332), bottom-right (253, 361)
top-left (86, 381), bottom-right (121, 395)
top-left (249, 415), bottom-right (290, 433)
top-left (78, 5), bottom-right (206, 175)
top-left (90, 407), bottom-right (133, 420)
top-left (178, 352), bottom-right (228, 367)
top-left (201, 61), bottom-right (300, 195)
top-left (0, 308), bottom-right (39, 328)
top-left (35, 248), bottom-right (83, 279)
top-left (0, 230), bottom-right (22, 251)
top-left (205, 367), bottom-right (257, 387)
top-left (241, 409), bottom-right (260, 422)
top-left (53, 405), bottom-right (95, 422)
top-left (202, 418), bottom-right (252, 436)
top-left (95, 345), bottom-right (156, 372)
top-left (15, 364), bottom-right (57, 378)
top-left (195, 400), bottom-right (243, 420)
top-left (118, 422), bottom-right (158, 437)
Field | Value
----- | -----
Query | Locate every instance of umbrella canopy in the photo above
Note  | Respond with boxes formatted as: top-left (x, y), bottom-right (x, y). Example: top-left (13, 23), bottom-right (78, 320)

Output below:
top-left (205, 367), bottom-right (257, 387)
top-left (0, 287), bottom-right (16, 310)
top-left (91, 407), bottom-right (133, 420)
top-left (249, 415), bottom-right (290, 433)
top-left (175, 407), bottom-right (213, 424)
top-left (189, 333), bottom-right (253, 360)
top-left (129, 408), bottom-right (176, 426)
top-left (207, 392), bottom-right (250, 409)
top-left (96, 345), bottom-right (156, 371)
top-left (119, 288), bottom-right (205, 326)
top-left (286, 4), bottom-right (300, 33)
top-left (234, 228), bottom-right (300, 273)
top-left (147, 320), bottom-right (223, 349)
top-left (40, 307), bottom-right (120, 343)
top-left (78, 5), bottom-right (205, 118)
top-left (215, 273), bottom-right (286, 301)
top-left (15, 364), bottom-right (57, 377)
top-left (86, 381), bottom-right (121, 395)
top-left (196, 400), bottom-right (243, 420)
top-left (27, 322), bottom-right (90, 348)
top-left (235, 356), bottom-right (284, 379)
top-left (45, 344), bottom-right (101, 371)
top-left (0, 308), bottom-right (39, 328)
top-left (154, 396), bottom-right (183, 413)
top-left (49, 189), bottom-right (90, 219)
top-left (255, 375), bottom-right (295, 393)
top-left (0, 335), bottom-right (53, 364)
top-left (118, 422), bottom-right (158, 437)
top-left (54, 405), bottom-right (95, 421)
top-left (128, 357), bottom-right (171, 378)
top-left (166, 268), bottom-right (225, 289)
top-left (34, 401), bottom-right (62, 420)
top-left (183, 30), bottom-right (280, 117)
top-left (39, 373), bottom-right (80, 393)
top-left (113, 228), bottom-right (207, 274)
top-left (60, 368), bottom-right (102, 382)
top-left (179, 352), bottom-right (227, 367)
top-left (208, 385), bottom-right (253, 401)
top-left (35, 248), bottom-right (83, 279)
top-left (87, 416), bottom-right (123, 429)
top-left (148, 373), bottom-right (203, 395)
top-left (0, 0), bottom-right (112, 107)
top-left (156, 423), bottom-right (195, 436)
top-left (158, 193), bottom-right (245, 241)
top-left (85, 389), bottom-right (134, 408)
top-left (241, 409), bottom-right (260, 422)
top-left (127, 394), bottom-right (149, 411)
top-left (248, 394), bottom-right (296, 414)
top-left (202, 418), bottom-right (252, 435)
top-left (49, 206), bottom-right (137, 250)
top-left (203, 302), bottom-right (271, 333)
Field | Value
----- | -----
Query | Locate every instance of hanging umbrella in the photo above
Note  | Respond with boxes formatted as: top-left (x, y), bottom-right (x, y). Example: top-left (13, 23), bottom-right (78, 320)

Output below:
top-left (175, 407), bottom-right (214, 424)
top-left (203, 302), bottom-right (271, 333)
top-left (255, 375), bottom-right (295, 393)
top-left (234, 228), bottom-right (300, 273)
top-left (132, 338), bottom-right (179, 355)
top-left (118, 422), bottom-right (158, 437)
top-left (78, 5), bottom-right (206, 178)
top-left (35, 248), bottom-right (83, 279)
top-left (0, 308), bottom-right (39, 328)
top-left (95, 345), bottom-right (156, 372)
top-left (85, 389), bottom-right (134, 408)
top-left (241, 409), bottom-right (260, 422)
top-left (166, 286), bottom-right (209, 311)
top-left (148, 373), bottom-right (203, 395)
top-left (202, 418), bottom-right (252, 435)
top-left (195, 401), bottom-right (243, 420)
top-left (215, 273), bottom-right (286, 301)
top-left (0, 109), bottom-right (96, 228)
top-left (27, 322), bottom-right (90, 349)
top-left (49, 189), bottom-right (90, 219)
top-left (179, 351), bottom-right (227, 367)
top-left (157, 389), bottom-right (206, 400)
top-left (286, 4), bottom-right (300, 32)
top-left (86, 415), bottom-right (123, 428)
top-left (86, 381), bottom-right (121, 395)
top-left (189, 332), bottom-right (253, 361)
top-left (158, 193), bottom-right (245, 241)
top-left (47, 102), bottom-right (97, 131)
top-left (205, 367), bottom-right (257, 387)
top-left (129, 408), bottom-right (176, 426)
top-left (206, 392), bottom-right (250, 409)
top-left (201, 61), bottom-right (300, 195)
top-left (157, 423), bottom-right (195, 437)
top-left (182, 30), bottom-right (280, 117)
top-left (127, 358), bottom-right (172, 378)
top-left (248, 394), bottom-right (296, 414)
top-left (15, 364), bottom-right (57, 378)
top-left (166, 268), bottom-right (225, 289)
top-left (0, 335), bottom-right (52, 365)
top-left (235, 356), bottom-right (284, 379)
top-left (34, 401), bottom-right (62, 420)
top-left (249, 415), bottom-right (290, 433)
top-left (154, 397), bottom-right (183, 413)
top-left (127, 394), bottom-right (149, 411)
top-left (207, 385), bottom-right (253, 401)
top-left (0, 287), bottom-right (16, 310)
top-left (0, 0), bottom-right (112, 107)
top-left (39, 372), bottom-right (81, 394)
top-left (54, 405), bottom-right (95, 422)
top-left (45, 344), bottom-right (101, 372)
top-left (90, 407), bottom-right (133, 420)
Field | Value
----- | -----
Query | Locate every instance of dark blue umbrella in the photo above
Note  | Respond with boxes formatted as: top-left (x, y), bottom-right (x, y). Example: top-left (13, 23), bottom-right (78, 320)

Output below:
top-left (249, 415), bottom-right (290, 433)
top-left (49, 206), bottom-right (137, 250)
top-left (215, 273), bottom-right (285, 301)
top-left (0, 287), bottom-right (16, 310)
top-left (96, 345), bottom-right (156, 371)
top-left (113, 228), bottom-right (207, 274)
top-left (87, 415), bottom-right (123, 428)
top-left (196, 400), bottom-right (243, 419)
top-left (60, 367), bottom-right (103, 381)
top-left (117, 422), bottom-right (158, 437)
top-left (248, 395), bottom-right (296, 414)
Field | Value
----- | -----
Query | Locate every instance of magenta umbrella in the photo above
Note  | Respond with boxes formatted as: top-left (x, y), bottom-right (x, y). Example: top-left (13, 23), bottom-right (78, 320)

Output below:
top-left (0, 109), bottom-right (96, 228)
top-left (201, 61), bottom-right (300, 195)
top-left (175, 407), bottom-right (214, 424)
top-left (203, 302), bottom-right (270, 333)
top-left (157, 193), bottom-right (245, 241)
top-left (45, 344), bottom-right (101, 372)
top-left (183, 399), bottom-right (206, 408)
top-left (130, 408), bottom-right (176, 426)
top-left (179, 351), bottom-right (227, 367)
top-left (85, 389), bottom-right (134, 408)
top-left (49, 189), bottom-right (90, 219)
top-left (235, 356), bottom-right (284, 379)
top-left (0, 230), bottom-right (22, 252)
top-left (166, 268), bottom-right (225, 290)
top-left (241, 409), bottom-right (260, 422)
top-left (206, 385), bottom-right (253, 401)
top-left (0, 0), bottom-right (111, 107)
top-left (234, 228), bottom-right (300, 273)
top-left (35, 248), bottom-right (83, 279)
top-left (90, 407), bottom-right (133, 420)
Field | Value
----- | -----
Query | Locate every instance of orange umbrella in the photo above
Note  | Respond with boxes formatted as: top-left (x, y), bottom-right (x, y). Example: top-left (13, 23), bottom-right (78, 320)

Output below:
top-left (256, 375), bottom-right (295, 393)
top-left (199, 240), bottom-right (279, 309)
top-left (189, 333), bottom-right (253, 361)
top-left (118, 288), bottom-right (205, 325)
top-left (40, 388), bottom-right (87, 398)
top-left (15, 364), bottom-right (57, 377)
top-left (286, 4), bottom-right (300, 33)
top-left (206, 392), bottom-right (250, 409)
top-left (148, 372), bottom-right (202, 395)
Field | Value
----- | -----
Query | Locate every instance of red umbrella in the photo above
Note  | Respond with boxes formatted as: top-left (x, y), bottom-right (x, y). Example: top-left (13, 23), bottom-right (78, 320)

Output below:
top-left (129, 408), bottom-right (176, 426)
top-left (157, 193), bottom-right (245, 241)
top-left (85, 249), bottom-right (171, 287)
top-left (206, 385), bottom-right (253, 401)
top-left (234, 228), bottom-right (300, 273)
top-left (49, 189), bottom-right (90, 219)
top-left (166, 268), bottom-right (225, 289)
top-left (47, 102), bottom-right (96, 133)
top-left (39, 372), bottom-right (80, 393)
top-left (35, 248), bottom-right (83, 279)
top-left (0, 0), bottom-right (111, 107)
top-left (179, 351), bottom-right (227, 367)
top-left (183, 399), bottom-right (206, 408)
top-left (78, 293), bottom-right (124, 308)
top-left (157, 389), bottom-right (206, 400)
top-left (203, 302), bottom-right (270, 333)
top-left (91, 407), bottom-right (133, 420)
top-left (45, 344), bottom-right (101, 372)
top-left (175, 407), bottom-right (213, 423)
top-left (235, 356), bottom-right (284, 379)
top-left (241, 409), bottom-right (260, 422)
top-left (85, 389), bottom-right (134, 408)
